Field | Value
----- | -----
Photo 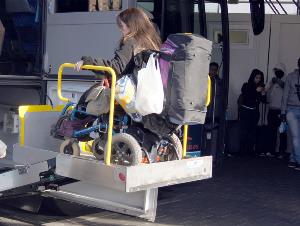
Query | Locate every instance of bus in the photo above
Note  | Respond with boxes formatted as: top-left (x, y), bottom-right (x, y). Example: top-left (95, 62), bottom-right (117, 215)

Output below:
top-left (0, 0), bottom-right (260, 221)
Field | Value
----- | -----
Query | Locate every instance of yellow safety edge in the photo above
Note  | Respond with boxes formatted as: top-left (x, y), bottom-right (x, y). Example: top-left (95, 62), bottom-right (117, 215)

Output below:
top-left (79, 141), bottom-right (93, 154)
top-left (19, 105), bottom-right (64, 147)
top-left (57, 63), bottom-right (116, 165)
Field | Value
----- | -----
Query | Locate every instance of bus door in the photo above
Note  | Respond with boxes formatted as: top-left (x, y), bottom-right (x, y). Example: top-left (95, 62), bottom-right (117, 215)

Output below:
top-left (137, 0), bottom-right (230, 165)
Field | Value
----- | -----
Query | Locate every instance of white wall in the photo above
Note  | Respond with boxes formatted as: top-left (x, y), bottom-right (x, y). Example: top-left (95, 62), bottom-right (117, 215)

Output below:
top-left (206, 14), bottom-right (300, 120)
top-left (268, 15), bottom-right (300, 76)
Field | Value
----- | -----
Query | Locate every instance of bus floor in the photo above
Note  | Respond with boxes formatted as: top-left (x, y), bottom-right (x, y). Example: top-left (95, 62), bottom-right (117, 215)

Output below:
top-left (0, 156), bottom-right (300, 226)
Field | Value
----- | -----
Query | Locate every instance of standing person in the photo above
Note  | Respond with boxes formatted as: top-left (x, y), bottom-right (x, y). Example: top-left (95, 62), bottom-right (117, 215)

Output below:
top-left (74, 7), bottom-right (161, 77)
top-left (239, 69), bottom-right (266, 156)
top-left (281, 58), bottom-right (300, 170)
top-left (204, 62), bottom-right (224, 165)
top-left (206, 62), bottom-right (222, 123)
top-left (265, 63), bottom-right (287, 158)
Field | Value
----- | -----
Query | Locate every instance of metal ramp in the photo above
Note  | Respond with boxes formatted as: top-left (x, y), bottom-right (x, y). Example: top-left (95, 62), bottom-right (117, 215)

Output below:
top-left (0, 104), bottom-right (213, 221)
top-left (2, 144), bottom-right (210, 221)
top-left (44, 182), bottom-right (159, 221)
top-left (53, 153), bottom-right (211, 221)
top-left (0, 145), bottom-right (58, 197)
top-left (56, 153), bottom-right (212, 193)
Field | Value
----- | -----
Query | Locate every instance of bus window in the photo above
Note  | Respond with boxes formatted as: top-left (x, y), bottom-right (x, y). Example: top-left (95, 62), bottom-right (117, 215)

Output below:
top-left (0, 0), bottom-right (42, 76)
top-left (136, 0), bottom-right (154, 12)
top-left (137, 0), bottom-right (196, 40)
top-left (55, 0), bottom-right (122, 13)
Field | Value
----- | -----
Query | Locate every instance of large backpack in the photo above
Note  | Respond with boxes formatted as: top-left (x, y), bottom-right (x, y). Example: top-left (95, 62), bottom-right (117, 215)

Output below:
top-left (159, 33), bottom-right (212, 125)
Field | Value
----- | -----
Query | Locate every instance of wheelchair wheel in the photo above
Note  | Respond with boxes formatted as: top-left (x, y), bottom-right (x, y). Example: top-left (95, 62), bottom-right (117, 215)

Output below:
top-left (104, 133), bottom-right (142, 166)
top-left (60, 139), bottom-right (80, 156)
top-left (158, 133), bottom-right (182, 162)
top-left (92, 137), bottom-right (105, 160)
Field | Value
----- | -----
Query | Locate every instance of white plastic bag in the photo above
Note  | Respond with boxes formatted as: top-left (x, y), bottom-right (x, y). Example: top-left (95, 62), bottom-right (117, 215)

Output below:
top-left (279, 121), bottom-right (288, 133)
top-left (135, 53), bottom-right (164, 116)
top-left (86, 87), bottom-right (110, 116)
top-left (0, 139), bottom-right (7, 159)
top-left (115, 75), bottom-right (142, 122)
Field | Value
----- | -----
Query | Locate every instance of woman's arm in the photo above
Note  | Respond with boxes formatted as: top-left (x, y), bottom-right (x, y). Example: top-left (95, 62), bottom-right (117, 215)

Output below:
top-left (81, 39), bottom-right (135, 76)
top-left (241, 83), bottom-right (247, 94)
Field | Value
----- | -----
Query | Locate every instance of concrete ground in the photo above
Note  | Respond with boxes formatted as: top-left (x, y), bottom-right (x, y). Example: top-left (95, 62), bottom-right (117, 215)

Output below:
top-left (0, 156), bottom-right (300, 226)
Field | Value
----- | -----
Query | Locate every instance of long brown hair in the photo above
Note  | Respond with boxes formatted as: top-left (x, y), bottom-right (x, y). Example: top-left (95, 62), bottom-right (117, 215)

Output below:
top-left (117, 8), bottom-right (161, 53)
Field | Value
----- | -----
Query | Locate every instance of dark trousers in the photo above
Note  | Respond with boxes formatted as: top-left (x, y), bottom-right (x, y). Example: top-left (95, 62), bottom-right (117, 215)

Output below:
top-left (267, 109), bottom-right (287, 155)
top-left (239, 107), bottom-right (260, 155)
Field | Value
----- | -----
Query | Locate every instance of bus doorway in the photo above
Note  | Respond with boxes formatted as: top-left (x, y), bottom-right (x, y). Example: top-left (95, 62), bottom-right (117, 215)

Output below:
top-left (138, 0), bottom-right (230, 166)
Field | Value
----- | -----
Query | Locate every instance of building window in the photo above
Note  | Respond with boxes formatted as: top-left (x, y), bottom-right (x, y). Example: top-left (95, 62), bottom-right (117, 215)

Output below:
top-left (230, 30), bottom-right (249, 45)
top-left (213, 29), bottom-right (249, 45)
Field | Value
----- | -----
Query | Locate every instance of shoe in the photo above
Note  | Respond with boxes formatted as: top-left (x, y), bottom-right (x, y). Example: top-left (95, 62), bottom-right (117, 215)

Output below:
top-left (259, 153), bottom-right (266, 157)
top-left (266, 152), bottom-right (275, 157)
top-left (294, 163), bottom-right (300, 171)
top-left (277, 155), bottom-right (284, 159)
top-left (288, 161), bottom-right (297, 168)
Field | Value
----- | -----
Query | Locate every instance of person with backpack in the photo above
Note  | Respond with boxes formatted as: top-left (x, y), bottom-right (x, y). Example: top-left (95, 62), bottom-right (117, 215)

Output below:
top-left (281, 58), bottom-right (300, 170)
top-left (239, 69), bottom-right (266, 156)
top-left (265, 63), bottom-right (287, 158)
top-left (74, 7), bottom-right (161, 77)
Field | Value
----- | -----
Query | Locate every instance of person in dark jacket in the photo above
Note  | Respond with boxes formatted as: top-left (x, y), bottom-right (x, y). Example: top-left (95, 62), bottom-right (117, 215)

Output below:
top-left (74, 7), bottom-right (161, 76)
top-left (239, 69), bottom-right (266, 156)
top-left (206, 62), bottom-right (223, 124)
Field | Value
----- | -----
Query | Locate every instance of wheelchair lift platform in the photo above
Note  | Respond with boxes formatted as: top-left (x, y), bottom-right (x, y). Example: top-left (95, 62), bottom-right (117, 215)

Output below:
top-left (0, 105), bottom-right (212, 221)
top-left (1, 144), bottom-right (212, 221)
top-left (56, 152), bottom-right (212, 193)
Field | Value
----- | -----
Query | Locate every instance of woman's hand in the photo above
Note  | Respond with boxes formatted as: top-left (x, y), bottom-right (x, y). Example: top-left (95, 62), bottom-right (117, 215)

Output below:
top-left (256, 86), bottom-right (263, 92)
top-left (74, 60), bottom-right (84, 71)
top-left (271, 77), bottom-right (278, 84)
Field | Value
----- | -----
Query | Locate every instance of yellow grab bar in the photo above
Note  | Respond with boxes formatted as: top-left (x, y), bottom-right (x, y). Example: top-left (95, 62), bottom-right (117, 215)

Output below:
top-left (182, 125), bottom-right (188, 158)
top-left (57, 63), bottom-right (116, 165)
top-left (206, 75), bottom-right (211, 107)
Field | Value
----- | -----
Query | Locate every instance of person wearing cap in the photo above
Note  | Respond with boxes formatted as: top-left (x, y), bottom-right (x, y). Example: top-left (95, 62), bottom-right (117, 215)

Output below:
top-left (265, 63), bottom-right (287, 158)
top-left (281, 58), bottom-right (300, 170)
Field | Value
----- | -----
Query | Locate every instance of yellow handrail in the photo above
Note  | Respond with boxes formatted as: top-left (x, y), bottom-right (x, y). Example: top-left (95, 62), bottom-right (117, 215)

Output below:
top-left (206, 75), bottom-right (211, 107)
top-left (182, 125), bottom-right (188, 158)
top-left (57, 63), bottom-right (116, 165)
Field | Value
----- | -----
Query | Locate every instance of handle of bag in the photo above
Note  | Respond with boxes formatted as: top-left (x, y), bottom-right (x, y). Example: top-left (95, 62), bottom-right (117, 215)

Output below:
top-left (57, 63), bottom-right (116, 166)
